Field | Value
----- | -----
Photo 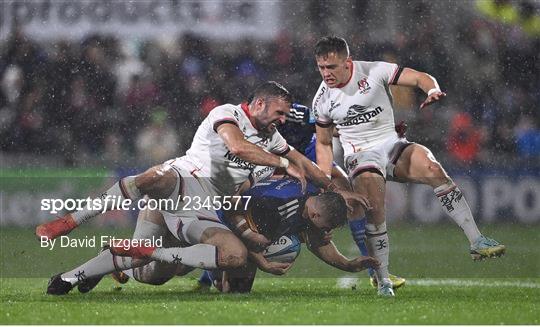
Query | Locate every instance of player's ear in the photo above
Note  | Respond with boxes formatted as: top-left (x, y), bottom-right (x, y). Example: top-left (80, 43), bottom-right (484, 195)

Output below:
top-left (254, 97), bottom-right (265, 112)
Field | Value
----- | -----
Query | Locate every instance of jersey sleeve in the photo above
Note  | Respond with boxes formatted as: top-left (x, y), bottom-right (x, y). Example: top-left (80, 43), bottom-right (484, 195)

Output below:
top-left (372, 61), bottom-right (403, 86)
top-left (267, 130), bottom-right (291, 156)
top-left (207, 105), bottom-right (241, 132)
top-left (312, 84), bottom-right (333, 128)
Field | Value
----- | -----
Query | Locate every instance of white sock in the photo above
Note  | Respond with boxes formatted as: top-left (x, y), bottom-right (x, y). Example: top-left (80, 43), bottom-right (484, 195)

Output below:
top-left (435, 182), bottom-right (481, 244)
top-left (366, 222), bottom-right (390, 283)
top-left (151, 244), bottom-right (218, 269)
top-left (72, 176), bottom-right (141, 225)
top-left (61, 249), bottom-right (135, 285)
top-left (123, 269), bottom-right (134, 278)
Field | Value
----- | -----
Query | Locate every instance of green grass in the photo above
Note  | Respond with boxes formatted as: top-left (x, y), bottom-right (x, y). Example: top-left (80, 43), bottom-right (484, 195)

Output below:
top-left (1, 224), bottom-right (539, 324)
top-left (1, 277), bottom-right (538, 324)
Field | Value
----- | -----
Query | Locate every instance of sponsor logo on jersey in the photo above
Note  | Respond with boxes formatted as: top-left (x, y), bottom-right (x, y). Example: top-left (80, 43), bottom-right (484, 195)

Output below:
top-left (329, 101), bottom-right (341, 112)
top-left (313, 86), bottom-right (327, 118)
top-left (357, 77), bottom-right (371, 94)
top-left (253, 165), bottom-right (274, 180)
top-left (224, 150), bottom-right (256, 170)
top-left (347, 158), bottom-right (358, 171)
top-left (278, 199), bottom-right (299, 221)
top-left (339, 105), bottom-right (384, 126)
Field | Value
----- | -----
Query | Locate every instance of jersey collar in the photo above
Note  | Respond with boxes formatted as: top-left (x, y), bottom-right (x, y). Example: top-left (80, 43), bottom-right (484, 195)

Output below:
top-left (336, 61), bottom-right (354, 88)
top-left (241, 102), bottom-right (252, 119)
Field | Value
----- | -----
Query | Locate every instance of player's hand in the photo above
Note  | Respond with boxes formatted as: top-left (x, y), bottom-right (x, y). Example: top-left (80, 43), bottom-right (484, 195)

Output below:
top-left (420, 91), bottom-right (446, 109)
top-left (260, 261), bottom-right (292, 275)
top-left (243, 231), bottom-right (271, 252)
top-left (336, 190), bottom-right (372, 212)
top-left (347, 256), bottom-right (380, 272)
top-left (286, 162), bottom-right (307, 193)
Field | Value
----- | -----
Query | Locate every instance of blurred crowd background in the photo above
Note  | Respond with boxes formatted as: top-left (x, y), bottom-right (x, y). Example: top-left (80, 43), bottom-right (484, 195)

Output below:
top-left (1, 0), bottom-right (539, 169)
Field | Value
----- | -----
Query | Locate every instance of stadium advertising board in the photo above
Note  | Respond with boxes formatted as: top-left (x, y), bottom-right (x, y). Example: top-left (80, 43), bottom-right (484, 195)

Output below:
top-left (1, 169), bottom-right (539, 226)
top-left (0, 0), bottom-right (280, 41)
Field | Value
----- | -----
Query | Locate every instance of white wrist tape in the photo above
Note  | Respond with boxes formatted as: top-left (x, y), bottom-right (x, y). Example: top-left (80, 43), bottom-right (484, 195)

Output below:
top-left (241, 228), bottom-right (253, 238)
top-left (428, 88), bottom-right (441, 96)
top-left (235, 219), bottom-right (247, 229)
top-left (279, 157), bottom-right (289, 169)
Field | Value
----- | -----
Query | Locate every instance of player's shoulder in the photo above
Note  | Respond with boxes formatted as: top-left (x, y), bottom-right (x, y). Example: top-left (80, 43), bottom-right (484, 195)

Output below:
top-left (354, 60), bottom-right (395, 73)
top-left (208, 103), bottom-right (244, 120)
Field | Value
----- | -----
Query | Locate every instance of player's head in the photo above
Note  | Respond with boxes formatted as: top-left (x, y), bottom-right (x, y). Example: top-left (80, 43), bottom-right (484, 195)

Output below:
top-left (305, 192), bottom-right (347, 232)
top-left (248, 81), bottom-right (292, 134)
top-left (314, 36), bottom-right (352, 88)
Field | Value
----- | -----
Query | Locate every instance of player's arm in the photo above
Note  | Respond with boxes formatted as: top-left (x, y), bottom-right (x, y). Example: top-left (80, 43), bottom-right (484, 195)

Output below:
top-left (218, 124), bottom-right (288, 168)
top-left (394, 68), bottom-right (447, 109)
top-left (221, 185), bottom-right (271, 252)
top-left (285, 148), bottom-right (335, 190)
top-left (218, 123), bottom-right (307, 189)
top-left (248, 250), bottom-right (291, 276)
top-left (306, 227), bottom-right (380, 272)
top-left (315, 123), bottom-right (335, 178)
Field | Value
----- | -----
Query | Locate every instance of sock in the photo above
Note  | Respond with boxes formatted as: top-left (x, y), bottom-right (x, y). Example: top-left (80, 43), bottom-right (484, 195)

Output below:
top-left (348, 217), bottom-right (374, 277)
top-left (151, 244), bottom-right (218, 269)
top-left (61, 249), bottom-right (136, 285)
top-left (123, 269), bottom-right (134, 278)
top-left (366, 222), bottom-right (390, 284)
top-left (132, 217), bottom-right (166, 240)
top-left (199, 270), bottom-right (213, 286)
top-left (72, 176), bottom-right (141, 225)
top-left (435, 182), bottom-right (481, 245)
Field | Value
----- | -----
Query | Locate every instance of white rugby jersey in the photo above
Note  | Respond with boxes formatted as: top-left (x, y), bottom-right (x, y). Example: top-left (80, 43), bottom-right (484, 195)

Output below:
top-left (312, 61), bottom-right (402, 156)
top-left (179, 103), bottom-right (290, 197)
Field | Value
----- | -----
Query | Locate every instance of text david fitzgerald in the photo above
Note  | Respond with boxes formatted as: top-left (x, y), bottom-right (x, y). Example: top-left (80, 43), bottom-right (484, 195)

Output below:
top-left (40, 235), bottom-right (163, 251)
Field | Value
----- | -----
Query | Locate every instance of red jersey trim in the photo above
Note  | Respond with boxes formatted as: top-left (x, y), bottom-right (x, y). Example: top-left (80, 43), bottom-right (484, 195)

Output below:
top-left (336, 61), bottom-right (354, 88)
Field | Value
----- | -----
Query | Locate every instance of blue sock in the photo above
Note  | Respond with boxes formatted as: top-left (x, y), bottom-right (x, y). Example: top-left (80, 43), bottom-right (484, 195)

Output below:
top-left (198, 270), bottom-right (213, 286)
top-left (349, 218), bottom-right (374, 277)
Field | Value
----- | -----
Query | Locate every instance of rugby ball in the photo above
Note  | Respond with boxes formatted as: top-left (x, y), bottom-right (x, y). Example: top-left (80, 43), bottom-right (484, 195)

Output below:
top-left (263, 234), bottom-right (301, 263)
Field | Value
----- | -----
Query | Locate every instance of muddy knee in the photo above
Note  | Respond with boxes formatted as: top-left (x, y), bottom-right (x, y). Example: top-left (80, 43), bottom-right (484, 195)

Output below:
top-left (217, 246), bottom-right (247, 269)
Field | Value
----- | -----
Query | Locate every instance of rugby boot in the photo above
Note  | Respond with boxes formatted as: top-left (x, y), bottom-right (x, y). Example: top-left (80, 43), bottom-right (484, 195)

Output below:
top-left (370, 273), bottom-right (406, 290)
top-left (77, 275), bottom-right (104, 293)
top-left (470, 235), bottom-right (506, 260)
top-left (36, 214), bottom-right (77, 241)
top-left (377, 278), bottom-right (395, 297)
top-left (46, 273), bottom-right (74, 295)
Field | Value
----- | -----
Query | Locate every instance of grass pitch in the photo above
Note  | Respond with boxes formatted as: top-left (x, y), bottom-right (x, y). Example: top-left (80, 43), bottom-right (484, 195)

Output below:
top-left (1, 224), bottom-right (539, 324)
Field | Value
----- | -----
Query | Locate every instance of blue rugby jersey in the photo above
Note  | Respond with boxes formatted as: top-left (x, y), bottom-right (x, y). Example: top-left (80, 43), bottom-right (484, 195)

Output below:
top-left (242, 178), bottom-right (320, 241)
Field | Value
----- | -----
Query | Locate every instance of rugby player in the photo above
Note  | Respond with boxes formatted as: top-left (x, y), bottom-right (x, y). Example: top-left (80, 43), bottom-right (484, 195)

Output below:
top-left (76, 176), bottom-right (378, 294)
top-left (44, 81), bottom-right (367, 294)
top-left (199, 103), bottom-right (404, 291)
top-left (312, 36), bottom-right (505, 296)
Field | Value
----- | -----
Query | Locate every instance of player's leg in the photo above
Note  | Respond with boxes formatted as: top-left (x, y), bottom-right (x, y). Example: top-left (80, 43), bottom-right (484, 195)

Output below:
top-left (36, 162), bottom-right (181, 240)
top-left (331, 166), bottom-right (372, 277)
top-left (111, 217), bottom-right (248, 271)
top-left (47, 208), bottom-right (166, 295)
top-left (393, 144), bottom-right (505, 259)
top-left (351, 170), bottom-right (394, 296)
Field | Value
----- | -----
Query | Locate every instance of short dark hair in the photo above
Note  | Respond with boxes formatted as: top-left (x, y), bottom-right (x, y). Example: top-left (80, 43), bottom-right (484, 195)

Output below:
top-left (316, 191), bottom-right (348, 228)
top-left (248, 81), bottom-right (292, 105)
top-left (314, 36), bottom-right (350, 58)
